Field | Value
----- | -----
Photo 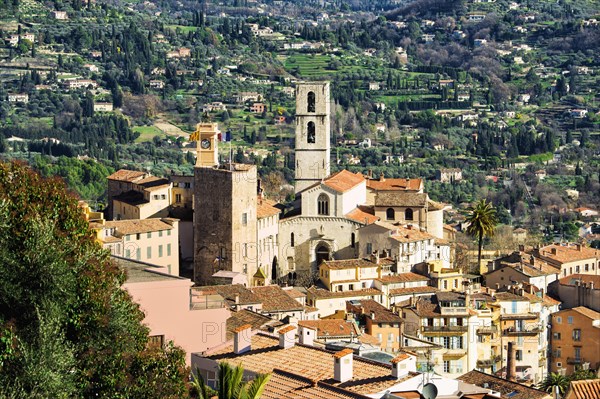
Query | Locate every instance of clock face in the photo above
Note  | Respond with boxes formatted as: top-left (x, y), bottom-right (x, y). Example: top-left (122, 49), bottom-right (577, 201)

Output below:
top-left (200, 139), bottom-right (211, 149)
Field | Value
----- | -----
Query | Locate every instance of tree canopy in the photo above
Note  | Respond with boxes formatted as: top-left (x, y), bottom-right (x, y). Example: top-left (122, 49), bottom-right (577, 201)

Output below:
top-left (0, 161), bottom-right (188, 398)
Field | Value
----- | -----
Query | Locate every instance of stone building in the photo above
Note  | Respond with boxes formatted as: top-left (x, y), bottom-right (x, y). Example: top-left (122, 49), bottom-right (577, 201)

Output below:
top-left (294, 82), bottom-right (331, 194)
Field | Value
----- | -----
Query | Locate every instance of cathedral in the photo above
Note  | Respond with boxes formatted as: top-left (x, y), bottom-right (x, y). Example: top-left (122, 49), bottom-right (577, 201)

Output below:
top-left (193, 82), bottom-right (445, 286)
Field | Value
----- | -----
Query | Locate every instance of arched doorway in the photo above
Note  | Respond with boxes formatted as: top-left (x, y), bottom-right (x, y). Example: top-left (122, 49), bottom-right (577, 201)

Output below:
top-left (315, 244), bottom-right (331, 268)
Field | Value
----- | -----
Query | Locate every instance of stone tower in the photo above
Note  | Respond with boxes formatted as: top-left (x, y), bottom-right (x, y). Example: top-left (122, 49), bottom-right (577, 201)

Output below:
top-left (193, 122), bottom-right (220, 167)
top-left (193, 162), bottom-right (258, 286)
top-left (294, 82), bottom-right (331, 193)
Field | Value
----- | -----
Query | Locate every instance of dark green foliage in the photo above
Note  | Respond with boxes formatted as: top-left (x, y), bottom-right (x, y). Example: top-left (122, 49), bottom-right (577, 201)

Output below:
top-left (0, 162), bottom-right (189, 398)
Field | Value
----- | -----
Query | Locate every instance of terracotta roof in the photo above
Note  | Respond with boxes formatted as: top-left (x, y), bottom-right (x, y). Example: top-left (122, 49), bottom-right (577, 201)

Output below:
top-left (558, 274), bottom-right (600, 288)
top-left (565, 379), bottom-right (600, 399)
top-left (345, 206), bottom-right (379, 225)
top-left (323, 170), bottom-right (365, 193)
top-left (262, 369), bottom-right (373, 399)
top-left (204, 333), bottom-right (414, 394)
top-left (283, 288), bottom-right (306, 299)
top-left (136, 176), bottom-right (171, 191)
top-left (571, 306), bottom-right (600, 320)
top-left (389, 286), bottom-right (439, 296)
top-left (322, 258), bottom-right (393, 270)
top-left (536, 244), bottom-right (600, 264)
top-left (374, 192), bottom-right (428, 207)
top-left (375, 273), bottom-right (429, 284)
top-left (233, 324), bottom-right (252, 333)
top-left (104, 218), bottom-right (174, 235)
top-left (278, 325), bottom-right (297, 334)
top-left (493, 292), bottom-right (529, 302)
top-left (194, 284), bottom-right (261, 306)
top-left (347, 299), bottom-right (402, 323)
top-left (428, 199), bottom-right (445, 211)
top-left (390, 226), bottom-right (436, 243)
top-left (390, 353), bottom-right (411, 364)
top-left (458, 370), bottom-right (551, 399)
top-left (307, 287), bottom-right (382, 300)
top-left (366, 177), bottom-right (423, 191)
top-left (107, 169), bottom-right (147, 182)
top-left (404, 296), bottom-right (440, 317)
top-left (251, 285), bottom-right (304, 312)
top-left (333, 348), bottom-right (354, 359)
top-left (257, 198), bottom-right (281, 219)
top-left (298, 320), bottom-right (357, 338)
top-left (226, 309), bottom-right (283, 340)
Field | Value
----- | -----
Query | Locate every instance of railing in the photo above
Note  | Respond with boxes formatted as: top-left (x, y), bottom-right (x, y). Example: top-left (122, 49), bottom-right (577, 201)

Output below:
top-left (444, 348), bottom-right (467, 356)
top-left (500, 312), bottom-right (538, 320)
top-left (476, 358), bottom-right (497, 368)
top-left (503, 327), bottom-right (541, 336)
top-left (440, 307), bottom-right (469, 315)
top-left (189, 293), bottom-right (226, 310)
top-left (422, 325), bottom-right (468, 333)
top-left (567, 357), bottom-right (584, 365)
top-left (476, 326), bottom-right (497, 335)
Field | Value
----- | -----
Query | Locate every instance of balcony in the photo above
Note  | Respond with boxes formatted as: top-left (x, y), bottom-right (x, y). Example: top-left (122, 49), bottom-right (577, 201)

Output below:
top-left (500, 312), bottom-right (538, 320)
top-left (503, 326), bottom-right (541, 336)
top-left (440, 306), bottom-right (469, 315)
top-left (422, 325), bottom-right (468, 335)
top-left (443, 348), bottom-right (468, 359)
top-left (476, 357), bottom-right (500, 368)
top-left (567, 357), bottom-right (584, 365)
top-left (476, 326), bottom-right (497, 335)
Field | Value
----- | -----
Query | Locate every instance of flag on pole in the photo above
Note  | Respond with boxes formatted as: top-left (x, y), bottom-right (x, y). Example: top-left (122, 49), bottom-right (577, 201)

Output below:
top-left (189, 130), bottom-right (199, 142)
top-left (219, 131), bottom-right (232, 142)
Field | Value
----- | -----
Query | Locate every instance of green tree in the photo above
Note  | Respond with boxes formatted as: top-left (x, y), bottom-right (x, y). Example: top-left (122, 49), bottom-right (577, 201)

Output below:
top-left (465, 199), bottom-right (498, 274)
top-left (217, 362), bottom-right (270, 399)
top-left (0, 161), bottom-right (189, 398)
top-left (537, 372), bottom-right (570, 395)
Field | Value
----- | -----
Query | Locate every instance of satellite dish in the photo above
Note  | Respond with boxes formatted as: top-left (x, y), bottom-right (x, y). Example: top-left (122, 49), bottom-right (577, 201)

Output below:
top-left (422, 383), bottom-right (438, 399)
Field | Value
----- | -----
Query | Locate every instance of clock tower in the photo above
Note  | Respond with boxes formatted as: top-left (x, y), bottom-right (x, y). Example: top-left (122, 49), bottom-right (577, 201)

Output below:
top-left (192, 122), bottom-right (219, 167)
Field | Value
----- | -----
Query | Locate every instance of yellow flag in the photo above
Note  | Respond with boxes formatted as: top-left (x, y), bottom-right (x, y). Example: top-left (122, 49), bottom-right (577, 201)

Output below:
top-left (189, 131), bottom-right (199, 141)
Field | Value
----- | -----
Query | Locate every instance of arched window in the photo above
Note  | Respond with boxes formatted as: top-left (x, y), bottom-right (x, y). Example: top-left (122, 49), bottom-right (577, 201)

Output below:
top-left (290, 232), bottom-right (295, 247)
top-left (307, 91), bottom-right (316, 112)
top-left (405, 208), bottom-right (414, 221)
top-left (307, 121), bottom-right (316, 143)
top-left (386, 208), bottom-right (395, 220)
top-left (317, 193), bottom-right (329, 215)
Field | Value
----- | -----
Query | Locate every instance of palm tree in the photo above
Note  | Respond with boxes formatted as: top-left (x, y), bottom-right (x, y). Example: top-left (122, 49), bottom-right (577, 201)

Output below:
top-left (537, 372), bottom-right (570, 395)
top-left (190, 368), bottom-right (216, 399)
top-left (216, 362), bottom-right (270, 399)
top-left (465, 199), bottom-right (498, 274)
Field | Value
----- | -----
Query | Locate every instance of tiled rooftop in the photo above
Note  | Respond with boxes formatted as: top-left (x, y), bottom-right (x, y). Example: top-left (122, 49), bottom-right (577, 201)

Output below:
top-left (298, 319), bottom-right (358, 338)
top-left (366, 177), bottom-right (423, 192)
top-left (458, 370), bottom-right (551, 399)
top-left (193, 284), bottom-right (261, 306)
top-left (204, 333), bottom-right (416, 395)
top-left (565, 379), bottom-right (600, 399)
top-left (536, 244), bottom-right (600, 264)
top-left (559, 274), bottom-right (600, 287)
top-left (323, 170), bottom-right (365, 193)
top-left (347, 299), bottom-right (402, 323)
top-left (571, 306), bottom-right (600, 320)
top-left (374, 192), bottom-right (428, 207)
top-left (250, 285), bottom-right (304, 312)
top-left (262, 369), bottom-right (373, 399)
top-left (115, 257), bottom-right (185, 284)
top-left (104, 218), bottom-right (175, 235)
top-left (375, 273), bottom-right (429, 284)
top-left (388, 286), bottom-right (439, 296)
top-left (107, 169), bottom-right (147, 182)
top-left (226, 309), bottom-right (283, 340)
top-left (345, 206), bottom-right (379, 225)
top-left (321, 258), bottom-right (393, 270)
top-left (307, 287), bottom-right (382, 300)
top-left (257, 198), bottom-right (281, 219)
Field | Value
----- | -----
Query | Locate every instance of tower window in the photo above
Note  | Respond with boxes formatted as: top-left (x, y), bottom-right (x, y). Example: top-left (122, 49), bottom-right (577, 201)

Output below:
top-left (307, 91), bottom-right (316, 112)
top-left (317, 193), bottom-right (330, 215)
top-left (307, 121), bottom-right (316, 143)
top-left (351, 232), bottom-right (356, 248)
top-left (386, 208), bottom-right (395, 220)
top-left (291, 233), bottom-right (295, 247)
top-left (405, 208), bottom-right (414, 221)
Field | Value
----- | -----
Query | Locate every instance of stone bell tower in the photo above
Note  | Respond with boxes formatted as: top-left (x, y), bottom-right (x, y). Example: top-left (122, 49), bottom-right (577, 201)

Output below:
top-left (294, 82), bottom-right (330, 193)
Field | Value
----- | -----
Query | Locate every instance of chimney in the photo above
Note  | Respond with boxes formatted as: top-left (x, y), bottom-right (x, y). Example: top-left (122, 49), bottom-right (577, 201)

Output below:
top-left (379, 172), bottom-right (385, 182)
top-left (235, 294), bottom-right (240, 305)
top-left (368, 169), bottom-right (373, 178)
top-left (391, 354), bottom-right (408, 379)
top-left (507, 341), bottom-right (517, 382)
top-left (529, 255), bottom-right (535, 266)
top-left (576, 244), bottom-right (582, 251)
top-left (590, 281), bottom-right (594, 290)
top-left (333, 349), bottom-right (353, 383)
top-left (382, 249), bottom-right (389, 258)
top-left (278, 325), bottom-right (296, 349)
top-left (551, 248), bottom-right (557, 255)
top-left (370, 311), bottom-right (376, 321)
top-left (233, 324), bottom-right (252, 354)
top-left (298, 324), bottom-right (316, 346)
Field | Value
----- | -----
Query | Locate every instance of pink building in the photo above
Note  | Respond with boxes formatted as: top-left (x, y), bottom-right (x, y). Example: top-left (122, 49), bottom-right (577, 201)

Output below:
top-left (118, 257), bottom-right (230, 365)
